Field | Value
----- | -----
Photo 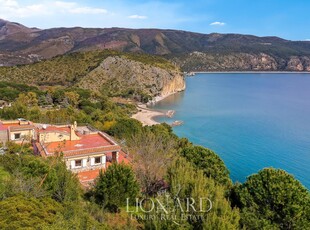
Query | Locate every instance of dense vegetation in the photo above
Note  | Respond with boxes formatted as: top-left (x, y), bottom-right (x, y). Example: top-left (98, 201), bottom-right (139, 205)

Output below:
top-left (0, 149), bottom-right (108, 229)
top-left (0, 82), bottom-right (42, 102)
top-left (180, 146), bottom-right (231, 186)
top-left (0, 50), bottom-right (177, 86)
top-left (94, 163), bottom-right (140, 212)
top-left (232, 168), bottom-right (310, 229)
top-left (0, 83), bottom-right (136, 130)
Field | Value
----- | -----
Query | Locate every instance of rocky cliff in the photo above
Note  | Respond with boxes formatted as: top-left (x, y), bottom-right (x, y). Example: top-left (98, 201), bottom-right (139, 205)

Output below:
top-left (78, 56), bottom-right (185, 98)
top-left (173, 52), bottom-right (310, 72)
top-left (0, 50), bottom-right (185, 101)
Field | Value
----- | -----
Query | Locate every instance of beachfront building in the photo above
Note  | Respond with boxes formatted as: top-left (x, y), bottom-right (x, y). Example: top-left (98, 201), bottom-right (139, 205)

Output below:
top-left (0, 119), bottom-right (36, 145)
top-left (33, 122), bottom-right (129, 186)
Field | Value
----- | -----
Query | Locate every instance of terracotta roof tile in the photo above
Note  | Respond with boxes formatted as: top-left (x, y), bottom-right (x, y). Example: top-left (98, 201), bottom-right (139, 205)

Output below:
top-left (64, 145), bottom-right (121, 157)
top-left (38, 126), bottom-right (71, 134)
top-left (0, 121), bottom-right (34, 131)
top-left (36, 128), bottom-right (121, 157)
top-left (77, 169), bottom-right (103, 182)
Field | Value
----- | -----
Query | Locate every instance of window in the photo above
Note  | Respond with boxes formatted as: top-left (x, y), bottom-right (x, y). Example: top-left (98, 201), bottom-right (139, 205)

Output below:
top-left (75, 160), bottom-right (82, 167)
top-left (94, 157), bottom-right (101, 164)
top-left (14, 133), bottom-right (21, 140)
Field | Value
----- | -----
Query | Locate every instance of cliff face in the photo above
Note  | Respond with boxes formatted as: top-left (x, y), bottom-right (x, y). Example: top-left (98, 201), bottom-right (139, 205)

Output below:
top-left (173, 52), bottom-right (310, 72)
top-left (0, 51), bottom-right (185, 100)
top-left (161, 72), bottom-right (185, 97)
top-left (78, 56), bottom-right (185, 97)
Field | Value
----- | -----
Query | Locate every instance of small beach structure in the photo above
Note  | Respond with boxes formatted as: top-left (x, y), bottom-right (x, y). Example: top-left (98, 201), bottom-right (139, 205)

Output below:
top-left (166, 110), bottom-right (175, 118)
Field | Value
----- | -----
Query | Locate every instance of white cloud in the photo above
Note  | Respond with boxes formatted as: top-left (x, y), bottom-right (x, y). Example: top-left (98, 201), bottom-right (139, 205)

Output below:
top-left (128, 14), bottom-right (147, 19)
top-left (210, 21), bottom-right (226, 26)
top-left (69, 7), bottom-right (107, 14)
top-left (54, 1), bottom-right (76, 9)
top-left (0, 0), bottom-right (18, 7)
top-left (306, 39), bottom-right (310, 41)
top-left (0, 0), bottom-right (108, 19)
top-left (0, 1), bottom-right (196, 30)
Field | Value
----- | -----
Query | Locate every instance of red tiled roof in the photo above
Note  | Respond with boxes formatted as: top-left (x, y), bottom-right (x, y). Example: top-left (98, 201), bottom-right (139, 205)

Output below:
top-left (117, 150), bottom-right (131, 164)
top-left (64, 146), bottom-right (121, 157)
top-left (44, 133), bottom-right (120, 156)
top-left (38, 126), bottom-right (70, 134)
top-left (77, 169), bottom-right (103, 183)
top-left (0, 121), bottom-right (34, 131)
top-left (36, 128), bottom-right (121, 158)
top-left (9, 125), bottom-right (35, 131)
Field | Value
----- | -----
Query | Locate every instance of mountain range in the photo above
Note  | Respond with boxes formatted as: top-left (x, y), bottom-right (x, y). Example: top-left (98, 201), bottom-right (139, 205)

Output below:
top-left (1, 18), bottom-right (310, 71)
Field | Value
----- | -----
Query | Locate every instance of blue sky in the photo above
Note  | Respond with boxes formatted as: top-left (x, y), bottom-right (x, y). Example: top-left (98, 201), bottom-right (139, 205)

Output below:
top-left (0, 0), bottom-right (309, 41)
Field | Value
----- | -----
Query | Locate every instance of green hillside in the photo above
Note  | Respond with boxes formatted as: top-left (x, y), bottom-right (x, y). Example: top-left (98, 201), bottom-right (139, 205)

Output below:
top-left (0, 50), bottom-right (177, 86)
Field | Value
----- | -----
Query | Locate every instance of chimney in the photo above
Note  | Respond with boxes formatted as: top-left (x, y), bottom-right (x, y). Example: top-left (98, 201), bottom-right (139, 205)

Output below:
top-left (70, 122), bottom-right (81, 141)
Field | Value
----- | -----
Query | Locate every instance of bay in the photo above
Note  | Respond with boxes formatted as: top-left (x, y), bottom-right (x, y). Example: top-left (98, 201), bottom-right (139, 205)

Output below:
top-left (152, 73), bottom-right (310, 189)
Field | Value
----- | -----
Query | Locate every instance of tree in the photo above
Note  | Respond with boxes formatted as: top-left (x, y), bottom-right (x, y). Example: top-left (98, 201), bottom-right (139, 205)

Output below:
top-left (64, 91), bottom-right (80, 107)
top-left (0, 154), bottom-right (81, 202)
top-left (47, 160), bottom-right (82, 203)
top-left (16, 92), bottom-right (38, 107)
top-left (233, 168), bottom-right (310, 229)
top-left (42, 202), bottom-right (108, 230)
top-left (128, 129), bottom-right (177, 195)
top-left (94, 163), bottom-right (139, 212)
top-left (108, 118), bottom-right (143, 140)
top-left (0, 167), bottom-right (9, 199)
top-left (180, 146), bottom-right (231, 186)
top-left (146, 157), bottom-right (240, 229)
top-left (0, 195), bottom-right (62, 229)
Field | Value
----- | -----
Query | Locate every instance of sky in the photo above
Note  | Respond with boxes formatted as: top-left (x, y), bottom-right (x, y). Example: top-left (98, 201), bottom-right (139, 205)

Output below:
top-left (0, 0), bottom-right (309, 41)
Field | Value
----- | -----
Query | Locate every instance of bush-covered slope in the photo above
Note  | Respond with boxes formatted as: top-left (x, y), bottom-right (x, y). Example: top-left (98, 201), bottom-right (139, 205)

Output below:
top-left (0, 50), bottom-right (184, 99)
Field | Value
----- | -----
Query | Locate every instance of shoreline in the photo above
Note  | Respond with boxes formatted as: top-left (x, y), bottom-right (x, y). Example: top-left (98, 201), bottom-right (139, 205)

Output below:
top-left (131, 91), bottom-right (179, 126)
top-left (131, 104), bottom-right (166, 126)
top-left (191, 71), bottom-right (310, 74)
top-left (132, 71), bottom-right (310, 126)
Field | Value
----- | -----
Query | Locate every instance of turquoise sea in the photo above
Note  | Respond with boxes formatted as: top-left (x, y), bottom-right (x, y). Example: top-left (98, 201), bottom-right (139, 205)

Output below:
top-left (152, 73), bottom-right (310, 189)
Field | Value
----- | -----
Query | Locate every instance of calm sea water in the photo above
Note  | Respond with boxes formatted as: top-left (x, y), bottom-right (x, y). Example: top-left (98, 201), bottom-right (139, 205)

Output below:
top-left (153, 73), bottom-right (310, 189)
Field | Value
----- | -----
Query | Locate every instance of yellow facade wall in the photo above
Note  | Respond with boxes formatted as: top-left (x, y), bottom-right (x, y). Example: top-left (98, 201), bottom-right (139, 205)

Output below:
top-left (39, 131), bottom-right (70, 143)
top-left (9, 129), bottom-right (35, 143)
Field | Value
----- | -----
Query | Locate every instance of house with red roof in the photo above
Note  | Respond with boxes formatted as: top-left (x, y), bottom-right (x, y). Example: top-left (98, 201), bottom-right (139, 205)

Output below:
top-left (0, 119), bottom-right (130, 186)
top-left (33, 121), bottom-right (130, 186)
top-left (0, 119), bottom-right (36, 145)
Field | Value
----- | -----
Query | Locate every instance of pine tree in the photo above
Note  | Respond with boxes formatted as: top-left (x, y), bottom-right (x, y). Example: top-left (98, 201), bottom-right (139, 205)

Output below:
top-left (233, 168), bottom-right (310, 229)
top-left (94, 163), bottom-right (140, 212)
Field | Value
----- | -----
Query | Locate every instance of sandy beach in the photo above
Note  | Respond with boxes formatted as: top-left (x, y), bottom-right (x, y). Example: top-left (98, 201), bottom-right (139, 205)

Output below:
top-left (131, 105), bottom-right (166, 126)
top-left (131, 90), bottom-right (180, 126)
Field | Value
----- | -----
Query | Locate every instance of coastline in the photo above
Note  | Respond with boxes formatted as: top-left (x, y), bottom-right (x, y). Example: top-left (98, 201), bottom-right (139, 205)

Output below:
top-left (131, 105), bottom-right (165, 126)
top-left (131, 70), bottom-right (310, 126)
top-left (131, 92), bottom-right (178, 126)
top-left (191, 71), bottom-right (310, 74)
